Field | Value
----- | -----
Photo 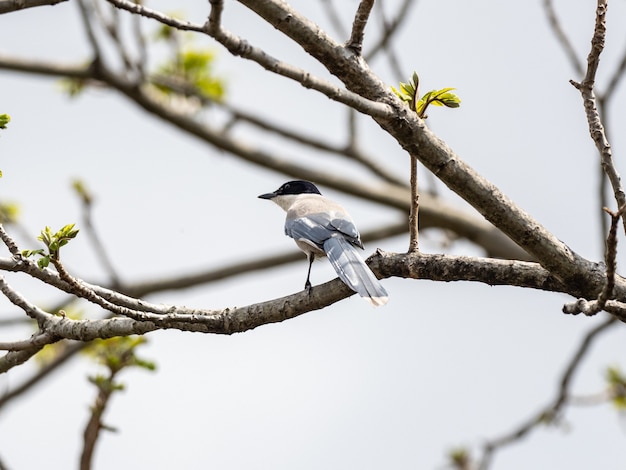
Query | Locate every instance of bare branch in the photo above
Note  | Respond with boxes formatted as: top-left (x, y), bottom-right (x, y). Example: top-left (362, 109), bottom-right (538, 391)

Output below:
top-left (570, 0), bottom-right (626, 232)
top-left (0, 0), bottom-right (66, 14)
top-left (346, 0), bottom-right (375, 55)
top-left (0, 276), bottom-right (52, 323)
top-left (0, 345), bottom-right (46, 374)
top-left (408, 154), bottom-right (419, 252)
top-left (0, 332), bottom-right (57, 351)
top-left (563, 204), bottom-right (626, 316)
top-left (0, 224), bottom-right (21, 257)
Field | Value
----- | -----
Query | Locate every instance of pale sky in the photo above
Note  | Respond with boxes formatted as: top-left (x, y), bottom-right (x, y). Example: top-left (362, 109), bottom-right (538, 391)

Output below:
top-left (1, 1), bottom-right (625, 469)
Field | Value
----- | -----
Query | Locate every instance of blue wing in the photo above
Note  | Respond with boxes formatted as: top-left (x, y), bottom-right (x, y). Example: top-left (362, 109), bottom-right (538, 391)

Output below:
top-left (285, 212), bottom-right (362, 250)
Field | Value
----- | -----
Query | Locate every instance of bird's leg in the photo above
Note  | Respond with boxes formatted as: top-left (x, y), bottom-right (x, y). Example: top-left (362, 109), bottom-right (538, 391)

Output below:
top-left (304, 254), bottom-right (314, 292)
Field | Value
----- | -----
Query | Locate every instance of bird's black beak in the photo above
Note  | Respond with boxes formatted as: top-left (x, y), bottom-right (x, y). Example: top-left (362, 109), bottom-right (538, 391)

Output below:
top-left (258, 192), bottom-right (276, 200)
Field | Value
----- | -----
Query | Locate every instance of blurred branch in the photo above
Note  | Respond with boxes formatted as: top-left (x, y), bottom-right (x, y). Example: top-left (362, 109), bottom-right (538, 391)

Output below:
top-left (603, 48), bottom-right (626, 103)
top-left (0, 341), bottom-right (86, 409)
top-left (73, 180), bottom-right (122, 289)
top-left (0, 0), bottom-right (66, 14)
top-left (365, 0), bottom-right (414, 79)
top-left (80, 337), bottom-right (153, 470)
top-left (320, 0), bottom-right (348, 38)
top-left (478, 316), bottom-right (618, 470)
top-left (0, 46), bottom-right (534, 260)
top-left (542, 0), bottom-right (584, 76)
top-left (150, 74), bottom-right (406, 186)
top-left (107, 0), bottom-right (391, 118)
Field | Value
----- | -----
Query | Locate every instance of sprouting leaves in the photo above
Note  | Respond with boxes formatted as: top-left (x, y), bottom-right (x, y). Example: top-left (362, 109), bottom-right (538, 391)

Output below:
top-left (0, 114), bottom-right (10, 129)
top-left (606, 366), bottom-right (626, 410)
top-left (391, 71), bottom-right (420, 112)
top-left (392, 72), bottom-right (461, 119)
top-left (447, 447), bottom-right (472, 470)
top-left (22, 223), bottom-right (80, 269)
top-left (418, 87), bottom-right (461, 115)
top-left (154, 48), bottom-right (225, 100)
top-left (0, 202), bottom-right (20, 225)
top-left (152, 16), bottom-right (225, 102)
top-left (85, 336), bottom-right (156, 374)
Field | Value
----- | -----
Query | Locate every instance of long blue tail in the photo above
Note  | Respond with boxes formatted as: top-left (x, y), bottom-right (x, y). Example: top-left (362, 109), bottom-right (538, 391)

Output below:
top-left (323, 236), bottom-right (388, 306)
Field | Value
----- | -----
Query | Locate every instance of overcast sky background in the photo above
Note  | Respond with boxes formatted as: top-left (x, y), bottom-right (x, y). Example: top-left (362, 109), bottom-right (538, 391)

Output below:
top-left (1, 1), bottom-right (625, 469)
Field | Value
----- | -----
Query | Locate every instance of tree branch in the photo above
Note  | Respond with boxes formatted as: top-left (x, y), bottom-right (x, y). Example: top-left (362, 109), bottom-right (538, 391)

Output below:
top-left (346, 0), bottom-right (375, 54)
top-left (0, 0), bottom-right (66, 14)
top-left (570, 0), bottom-right (626, 232)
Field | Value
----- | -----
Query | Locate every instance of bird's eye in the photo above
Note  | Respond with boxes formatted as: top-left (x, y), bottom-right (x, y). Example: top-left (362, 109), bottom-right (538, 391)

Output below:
top-left (284, 184), bottom-right (290, 190)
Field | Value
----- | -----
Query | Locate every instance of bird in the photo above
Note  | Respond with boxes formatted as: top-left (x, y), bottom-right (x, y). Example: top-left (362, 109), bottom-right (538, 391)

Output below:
top-left (258, 180), bottom-right (388, 306)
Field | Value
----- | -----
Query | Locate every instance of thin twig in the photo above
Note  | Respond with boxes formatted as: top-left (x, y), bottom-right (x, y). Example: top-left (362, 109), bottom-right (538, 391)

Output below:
top-left (570, 0), bottom-right (626, 233)
top-left (105, 0), bottom-right (391, 118)
top-left (408, 153), bottom-right (419, 252)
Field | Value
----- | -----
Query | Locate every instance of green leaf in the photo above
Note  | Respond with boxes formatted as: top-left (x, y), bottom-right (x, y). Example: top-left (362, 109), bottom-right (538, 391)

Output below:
top-left (37, 256), bottom-right (50, 269)
top-left (0, 202), bottom-right (20, 224)
top-left (0, 114), bottom-right (10, 129)
top-left (391, 72), bottom-right (420, 111)
top-left (72, 179), bottom-right (93, 205)
top-left (606, 366), bottom-right (626, 410)
top-left (154, 48), bottom-right (226, 101)
top-left (417, 87), bottom-right (461, 118)
top-left (22, 249), bottom-right (45, 258)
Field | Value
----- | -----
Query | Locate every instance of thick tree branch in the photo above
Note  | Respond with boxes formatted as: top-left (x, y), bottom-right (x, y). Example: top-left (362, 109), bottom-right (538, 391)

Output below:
top-left (235, 0), bottom-right (604, 289)
top-left (105, 0), bottom-right (391, 118)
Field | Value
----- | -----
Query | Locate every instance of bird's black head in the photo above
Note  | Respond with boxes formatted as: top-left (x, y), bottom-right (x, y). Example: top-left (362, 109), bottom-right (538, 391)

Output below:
top-left (258, 180), bottom-right (322, 199)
